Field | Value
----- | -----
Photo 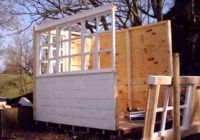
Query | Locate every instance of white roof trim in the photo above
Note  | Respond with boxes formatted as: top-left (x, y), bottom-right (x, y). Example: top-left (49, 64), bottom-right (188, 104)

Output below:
top-left (35, 4), bottom-right (117, 32)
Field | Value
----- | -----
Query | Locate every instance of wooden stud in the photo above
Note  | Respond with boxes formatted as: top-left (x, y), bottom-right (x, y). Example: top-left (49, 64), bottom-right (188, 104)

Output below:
top-left (95, 17), bottom-right (100, 69)
top-left (111, 8), bottom-right (116, 71)
top-left (160, 87), bottom-right (171, 132)
top-left (143, 84), bottom-right (160, 139)
top-left (0, 110), bottom-right (4, 138)
top-left (81, 20), bottom-right (86, 70)
top-left (172, 53), bottom-right (181, 140)
top-left (125, 30), bottom-right (133, 110)
top-left (182, 85), bottom-right (196, 128)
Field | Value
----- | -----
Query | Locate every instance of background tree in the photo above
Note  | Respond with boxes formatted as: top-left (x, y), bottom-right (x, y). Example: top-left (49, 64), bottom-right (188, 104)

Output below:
top-left (3, 31), bottom-right (33, 95)
top-left (164, 0), bottom-right (200, 75)
top-left (3, 0), bottom-right (200, 77)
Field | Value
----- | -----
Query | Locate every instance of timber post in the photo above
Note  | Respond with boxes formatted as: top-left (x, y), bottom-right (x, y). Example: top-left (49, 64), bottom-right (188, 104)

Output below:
top-left (173, 53), bottom-right (181, 140)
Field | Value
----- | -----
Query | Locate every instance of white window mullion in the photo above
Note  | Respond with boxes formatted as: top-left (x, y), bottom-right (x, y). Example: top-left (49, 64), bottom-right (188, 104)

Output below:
top-left (55, 27), bottom-right (60, 73)
top-left (36, 32), bottom-right (41, 76)
top-left (95, 17), bottom-right (100, 69)
top-left (68, 25), bottom-right (71, 72)
top-left (81, 20), bottom-right (85, 70)
top-left (47, 30), bottom-right (50, 74)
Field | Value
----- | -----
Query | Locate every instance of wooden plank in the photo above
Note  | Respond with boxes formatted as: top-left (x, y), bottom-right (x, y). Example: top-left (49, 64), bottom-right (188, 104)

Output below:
top-left (180, 76), bottom-right (200, 85)
top-left (148, 76), bottom-right (172, 85)
top-left (35, 72), bottom-right (116, 130)
top-left (143, 85), bottom-right (160, 140)
top-left (152, 124), bottom-right (200, 140)
top-left (35, 4), bottom-right (117, 31)
top-left (182, 85), bottom-right (196, 128)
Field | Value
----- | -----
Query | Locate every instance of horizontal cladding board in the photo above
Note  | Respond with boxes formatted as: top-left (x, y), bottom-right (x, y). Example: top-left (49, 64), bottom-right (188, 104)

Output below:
top-left (37, 113), bottom-right (115, 130)
top-left (36, 98), bottom-right (114, 109)
top-left (35, 72), bottom-right (116, 130)
top-left (36, 106), bottom-right (114, 120)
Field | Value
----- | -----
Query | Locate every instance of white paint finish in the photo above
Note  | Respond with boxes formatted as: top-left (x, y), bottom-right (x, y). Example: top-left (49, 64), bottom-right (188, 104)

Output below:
top-left (35, 72), bottom-right (116, 130)
top-left (148, 75), bottom-right (172, 85)
top-left (182, 85), bottom-right (196, 128)
top-left (35, 4), bottom-right (116, 31)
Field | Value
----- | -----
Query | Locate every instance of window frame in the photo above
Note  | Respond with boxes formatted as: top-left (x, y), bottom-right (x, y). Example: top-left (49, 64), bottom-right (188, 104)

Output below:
top-left (34, 4), bottom-right (116, 77)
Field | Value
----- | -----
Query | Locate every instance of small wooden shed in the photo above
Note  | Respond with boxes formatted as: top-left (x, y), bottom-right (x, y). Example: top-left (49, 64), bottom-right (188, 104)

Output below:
top-left (33, 4), bottom-right (172, 130)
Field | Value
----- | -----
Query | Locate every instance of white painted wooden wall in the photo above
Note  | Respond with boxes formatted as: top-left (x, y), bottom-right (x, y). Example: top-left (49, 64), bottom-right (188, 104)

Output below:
top-left (35, 72), bottom-right (116, 130)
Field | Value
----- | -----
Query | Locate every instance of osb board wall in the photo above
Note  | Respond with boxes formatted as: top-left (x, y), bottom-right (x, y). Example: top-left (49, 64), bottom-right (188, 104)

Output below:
top-left (99, 21), bottom-right (172, 113)
top-left (130, 21), bottom-right (172, 110)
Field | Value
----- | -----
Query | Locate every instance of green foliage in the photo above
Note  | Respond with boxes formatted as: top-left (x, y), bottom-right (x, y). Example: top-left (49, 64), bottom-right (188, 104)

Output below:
top-left (0, 73), bottom-right (32, 98)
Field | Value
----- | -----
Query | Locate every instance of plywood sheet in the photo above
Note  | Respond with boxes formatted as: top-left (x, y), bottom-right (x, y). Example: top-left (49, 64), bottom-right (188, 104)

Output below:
top-left (130, 21), bottom-right (172, 109)
top-left (99, 21), bottom-right (172, 113)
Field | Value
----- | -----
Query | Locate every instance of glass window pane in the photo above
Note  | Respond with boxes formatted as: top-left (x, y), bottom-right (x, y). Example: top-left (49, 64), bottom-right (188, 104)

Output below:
top-left (71, 38), bottom-right (81, 55)
top-left (100, 34), bottom-right (112, 50)
top-left (49, 60), bottom-right (56, 74)
top-left (98, 14), bottom-right (112, 32)
top-left (41, 61), bottom-right (48, 74)
top-left (49, 44), bottom-right (57, 59)
top-left (59, 57), bottom-right (69, 72)
top-left (49, 30), bottom-right (56, 44)
top-left (71, 22), bottom-right (81, 33)
top-left (60, 26), bottom-right (70, 41)
top-left (40, 33), bottom-right (48, 46)
top-left (85, 18), bottom-right (97, 34)
top-left (85, 37), bottom-right (94, 53)
top-left (40, 47), bottom-right (49, 60)
top-left (99, 51), bottom-right (112, 68)
top-left (59, 41), bottom-right (69, 56)
top-left (85, 54), bottom-right (94, 70)
top-left (71, 56), bottom-right (81, 71)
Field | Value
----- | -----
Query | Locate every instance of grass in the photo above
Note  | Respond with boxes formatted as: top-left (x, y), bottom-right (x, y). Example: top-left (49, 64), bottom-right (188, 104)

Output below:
top-left (0, 73), bottom-right (33, 98)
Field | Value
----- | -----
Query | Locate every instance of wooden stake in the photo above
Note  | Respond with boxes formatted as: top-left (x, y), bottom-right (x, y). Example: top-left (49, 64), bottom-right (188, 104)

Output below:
top-left (173, 53), bottom-right (181, 140)
top-left (0, 110), bottom-right (4, 138)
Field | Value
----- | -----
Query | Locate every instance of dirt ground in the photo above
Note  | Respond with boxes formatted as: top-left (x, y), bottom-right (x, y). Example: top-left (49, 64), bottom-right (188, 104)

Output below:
top-left (2, 125), bottom-right (126, 140)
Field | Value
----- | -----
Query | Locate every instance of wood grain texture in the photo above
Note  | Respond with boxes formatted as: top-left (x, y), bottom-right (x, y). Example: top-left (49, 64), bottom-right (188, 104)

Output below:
top-left (130, 21), bottom-right (172, 110)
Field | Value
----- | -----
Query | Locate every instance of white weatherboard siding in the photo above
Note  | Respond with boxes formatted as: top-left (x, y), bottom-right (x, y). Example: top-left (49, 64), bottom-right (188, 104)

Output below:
top-left (35, 72), bottom-right (116, 130)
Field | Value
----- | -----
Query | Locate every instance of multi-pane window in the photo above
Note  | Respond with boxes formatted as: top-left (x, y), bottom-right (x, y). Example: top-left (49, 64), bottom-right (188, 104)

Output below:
top-left (36, 5), bottom-right (116, 76)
